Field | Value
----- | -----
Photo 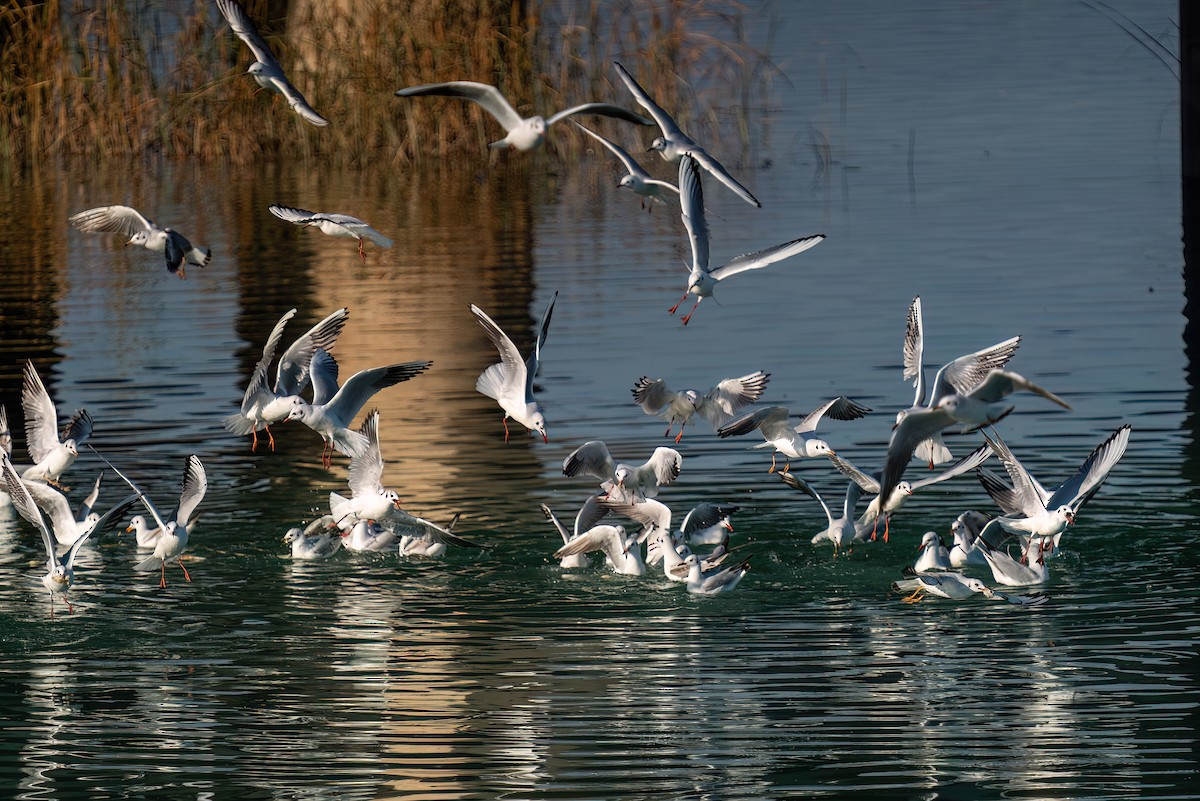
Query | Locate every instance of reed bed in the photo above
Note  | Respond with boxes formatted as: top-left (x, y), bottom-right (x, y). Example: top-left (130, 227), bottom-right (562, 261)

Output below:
top-left (0, 0), bottom-right (779, 169)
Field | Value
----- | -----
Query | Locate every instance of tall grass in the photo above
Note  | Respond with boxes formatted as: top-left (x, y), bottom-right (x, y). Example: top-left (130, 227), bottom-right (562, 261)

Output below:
top-left (0, 0), bottom-right (778, 169)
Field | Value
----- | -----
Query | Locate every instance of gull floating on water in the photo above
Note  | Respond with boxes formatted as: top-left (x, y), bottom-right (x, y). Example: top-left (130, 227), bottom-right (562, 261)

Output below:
top-left (553, 523), bottom-right (646, 576)
top-left (613, 61), bottom-right (761, 207)
top-left (892, 568), bottom-right (1048, 605)
top-left (562, 441), bottom-right (682, 505)
top-left (540, 503), bottom-right (593, 568)
top-left (69, 205), bottom-right (211, 279)
top-left (215, 0), bottom-right (330, 126)
top-left (669, 155), bottom-right (823, 324)
top-left (285, 348), bottom-right (432, 468)
top-left (396, 512), bottom-right (479, 558)
top-left (20, 361), bottom-right (92, 490)
top-left (284, 516), bottom-right (343, 560)
top-left (779, 471), bottom-right (861, 557)
top-left (679, 502), bottom-right (740, 546)
top-left (682, 553), bottom-right (750, 595)
top-left (395, 81), bottom-right (652, 152)
top-left (899, 296), bottom-right (1021, 467)
top-left (471, 293), bottom-right (557, 443)
top-left (632, 371), bottom-right (770, 443)
top-left (329, 410), bottom-right (402, 530)
top-left (947, 510), bottom-right (993, 567)
top-left (573, 122), bottom-right (679, 209)
top-left (341, 519), bottom-right (397, 553)
top-left (1, 455), bottom-right (137, 617)
top-left (913, 530), bottom-right (952, 572)
top-left (717, 397), bottom-right (872, 474)
top-left (225, 307), bottom-right (349, 451)
top-left (269, 205), bottom-right (391, 262)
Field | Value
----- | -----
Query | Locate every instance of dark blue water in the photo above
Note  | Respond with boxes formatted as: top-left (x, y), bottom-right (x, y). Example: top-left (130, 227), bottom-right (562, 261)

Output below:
top-left (0, 1), bottom-right (1194, 798)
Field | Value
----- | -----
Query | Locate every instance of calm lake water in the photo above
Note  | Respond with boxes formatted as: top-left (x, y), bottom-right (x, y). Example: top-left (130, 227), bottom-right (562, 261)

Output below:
top-left (0, 1), bottom-right (1194, 798)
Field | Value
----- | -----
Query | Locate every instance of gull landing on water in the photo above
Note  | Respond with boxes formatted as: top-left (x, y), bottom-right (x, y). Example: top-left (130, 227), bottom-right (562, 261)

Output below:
top-left (394, 81), bottom-right (653, 152)
top-left (69, 205), bottom-right (210, 279)
top-left (215, 0), bottom-right (330, 126)
top-left (717, 397), bottom-right (872, 474)
top-left (269, 205), bottom-right (392, 263)
top-left (471, 292), bottom-right (557, 443)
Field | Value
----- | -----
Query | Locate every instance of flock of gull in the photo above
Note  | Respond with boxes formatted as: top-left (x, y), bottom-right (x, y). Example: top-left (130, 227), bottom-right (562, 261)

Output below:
top-left (0, 0), bottom-right (1132, 614)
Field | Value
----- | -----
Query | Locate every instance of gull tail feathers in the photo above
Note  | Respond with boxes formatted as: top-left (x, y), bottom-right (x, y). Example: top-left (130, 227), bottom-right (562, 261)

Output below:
top-left (135, 555), bottom-right (164, 572)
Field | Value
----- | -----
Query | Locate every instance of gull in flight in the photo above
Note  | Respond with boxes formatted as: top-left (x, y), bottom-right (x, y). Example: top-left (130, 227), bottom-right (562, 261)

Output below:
top-left (96, 451), bottom-right (207, 588)
top-left (717, 397), bottom-right (872, 473)
top-left (613, 61), bottom-right (761, 207)
top-left (0, 405), bottom-right (12, 509)
top-left (779, 471), bottom-right (861, 557)
top-left (826, 443), bottom-right (993, 543)
top-left (284, 516), bottom-right (343, 560)
top-left (18, 472), bottom-right (106, 554)
top-left (471, 292), bottom-right (556, 443)
top-left (632, 371), bottom-right (770, 443)
top-left (573, 122), bottom-right (679, 209)
top-left (329, 411), bottom-right (402, 529)
top-left (562, 441), bottom-right (682, 505)
top-left (395, 81), bottom-right (652, 152)
top-left (553, 524), bottom-right (645, 576)
top-left (670, 154), bottom-right (824, 324)
top-left (20, 360), bottom-right (92, 490)
top-left (69, 205), bottom-right (211, 279)
top-left (214, 0), bottom-right (330, 126)
top-left (225, 307), bottom-right (349, 451)
top-left (285, 348), bottom-right (432, 468)
top-left (1, 455), bottom-right (137, 616)
top-left (899, 296), bottom-right (1021, 467)
top-left (269, 205), bottom-right (391, 263)
top-left (877, 369), bottom-right (1072, 512)
top-left (892, 568), bottom-right (1048, 605)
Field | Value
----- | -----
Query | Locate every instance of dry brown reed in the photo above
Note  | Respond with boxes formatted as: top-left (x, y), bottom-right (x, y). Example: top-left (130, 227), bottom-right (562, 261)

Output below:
top-left (0, 0), bottom-right (779, 170)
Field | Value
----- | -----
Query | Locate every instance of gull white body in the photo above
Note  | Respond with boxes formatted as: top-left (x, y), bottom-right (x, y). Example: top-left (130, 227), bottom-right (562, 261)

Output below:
top-left (718, 398), bottom-right (871, 473)
top-left (683, 553), bottom-right (749, 595)
top-left (471, 293), bottom-right (556, 443)
top-left (562, 441), bottom-right (682, 505)
top-left (633, 372), bottom-right (769, 442)
top-left (69, 205), bottom-right (210, 278)
top-left (20, 361), bottom-right (93, 488)
top-left (574, 122), bottom-right (679, 208)
top-left (284, 516), bottom-right (343, 560)
top-left (948, 510), bottom-right (992, 567)
top-left (553, 524), bottom-right (645, 576)
top-left (913, 531), bottom-right (952, 572)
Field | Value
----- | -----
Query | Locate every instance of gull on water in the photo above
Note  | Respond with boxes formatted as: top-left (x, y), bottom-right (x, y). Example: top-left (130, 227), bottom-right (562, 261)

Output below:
top-left (913, 531), bottom-right (952, 572)
top-left (826, 443), bottom-right (993, 543)
top-left (613, 61), bottom-right (761, 207)
top-left (541, 503), bottom-right (592, 568)
top-left (20, 361), bottom-right (92, 490)
top-left (669, 154), bottom-right (824, 324)
top-left (553, 524), bottom-right (646, 576)
top-left (632, 371), bottom-right (770, 443)
top-left (284, 348), bottom-right (432, 468)
top-left (341, 519), bottom-right (397, 553)
top-left (596, 497), bottom-right (734, 569)
top-left (1, 455), bottom-right (138, 617)
top-left (471, 292), bottom-right (557, 443)
top-left (69, 205), bottom-right (211, 279)
top-left (899, 296), bottom-right (1021, 467)
top-left (977, 535), bottom-right (1051, 587)
top-left (948, 510), bottom-right (993, 567)
top-left (396, 512), bottom-right (479, 558)
top-left (645, 528), bottom-right (732, 583)
top-left (98, 451), bottom-right (207, 589)
top-left (329, 410), bottom-right (402, 530)
top-left (225, 307), bottom-right (349, 451)
top-left (779, 471), bottom-right (861, 557)
top-left (892, 568), bottom-right (1048, 605)
top-left (717, 397), bottom-right (872, 474)
top-left (269, 205), bottom-right (392, 263)
top-left (878, 368), bottom-right (1072, 513)
top-left (284, 516), bottom-right (343, 560)
top-left (679, 502), bottom-right (740, 546)
top-left (215, 0), bottom-right (330, 126)
top-left (682, 553), bottom-right (750, 595)
top-left (395, 81), bottom-right (652, 152)
top-left (562, 441), bottom-right (682, 505)
top-left (573, 122), bottom-right (679, 209)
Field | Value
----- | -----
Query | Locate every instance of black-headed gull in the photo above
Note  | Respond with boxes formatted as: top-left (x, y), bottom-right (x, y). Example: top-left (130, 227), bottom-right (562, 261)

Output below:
top-left (670, 154), bottom-right (823, 324)
top-left (341, 519), bottom-right (397, 553)
top-left (900, 296), bottom-right (1021, 467)
top-left (471, 292), bottom-right (557, 443)
top-left (540, 503), bottom-right (591, 568)
top-left (913, 531), bottom-right (952, 572)
top-left (562, 441), bottom-right (682, 504)
top-left (20, 361), bottom-right (92, 490)
top-left (98, 451), bottom-right (207, 588)
top-left (214, 0), bottom-right (330, 126)
top-left (284, 516), bottom-right (342, 560)
top-left (779, 471), bottom-right (861, 557)
top-left (395, 81), bottom-right (652, 152)
top-left (19, 473), bottom-right (105, 554)
top-left (553, 524), bottom-right (645, 576)
top-left (827, 443), bottom-right (993, 543)
top-left (395, 512), bottom-right (479, 558)
top-left (269, 205), bottom-right (391, 262)
top-left (69, 205), bottom-right (211, 278)
top-left (717, 397), bottom-right (871, 473)
top-left (285, 348), bottom-right (432, 468)
top-left (976, 535), bottom-right (1051, 587)
top-left (948, 510), bottom-right (993, 567)
top-left (682, 553), bottom-right (750, 595)
top-left (878, 369), bottom-right (1071, 513)
top-left (632, 371), bottom-right (770, 442)
top-left (225, 307), bottom-right (349, 451)
top-left (613, 61), bottom-right (760, 207)
top-left (892, 568), bottom-right (1048, 605)
top-left (1, 455), bottom-right (137, 616)
top-left (573, 122), bottom-right (679, 209)
top-left (126, 514), bottom-right (164, 550)
top-left (680, 502), bottom-right (739, 546)
top-left (329, 410), bottom-right (401, 529)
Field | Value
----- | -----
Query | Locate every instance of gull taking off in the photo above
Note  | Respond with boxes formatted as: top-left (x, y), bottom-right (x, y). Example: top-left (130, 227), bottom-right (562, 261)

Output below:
top-left (632, 371), bottom-right (770, 443)
top-left (717, 397), bottom-right (872, 473)
top-left (562, 441), bottom-right (682, 505)
top-left (69, 204), bottom-right (211, 279)
top-left (471, 292), bottom-right (557, 443)
top-left (395, 81), bottom-right (652, 152)
top-left (269, 205), bottom-right (392, 263)
top-left (20, 360), bottom-right (92, 490)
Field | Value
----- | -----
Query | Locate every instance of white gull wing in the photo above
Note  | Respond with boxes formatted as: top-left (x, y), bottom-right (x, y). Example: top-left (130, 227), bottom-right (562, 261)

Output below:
top-left (876, 406), bottom-right (959, 507)
top-left (471, 304), bottom-right (529, 404)
top-left (166, 455), bottom-right (207, 528)
top-left (717, 405), bottom-right (792, 441)
top-left (21, 360), bottom-right (62, 463)
top-left (967, 369), bottom-right (1071, 409)
top-left (76, 471), bottom-right (103, 520)
top-left (927, 337), bottom-right (1023, 403)
top-left (3, 455), bottom-right (59, 573)
top-left (274, 307), bottom-right (349, 396)
top-left (68, 205), bottom-right (156, 238)
top-left (795, 396), bottom-right (872, 434)
top-left (21, 481), bottom-right (82, 541)
top-left (347, 410), bottom-right (385, 497)
top-left (598, 497), bottom-right (672, 542)
top-left (636, 448), bottom-right (683, 490)
top-left (1045, 424), bottom-right (1131, 511)
top-left (778, 471), bottom-right (835, 525)
top-left (573, 122), bottom-right (676, 190)
top-left (553, 524), bottom-right (627, 562)
top-left (269, 205), bottom-right (391, 248)
top-left (826, 453), bottom-right (881, 495)
top-left (695, 371), bottom-right (771, 428)
top-left (307, 348), bottom-right (340, 407)
top-left (679, 155), bottom-right (709, 273)
top-left (231, 307), bottom-right (296, 427)
top-left (214, 0), bottom-right (281, 70)
top-left (979, 430), bottom-right (1050, 516)
top-left (907, 443), bottom-right (994, 491)
top-left (709, 234), bottom-right (825, 283)
top-left (544, 103), bottom-right (653, 128)
top-left (540, 503), bottom-right (574, 546)
top-left (321, 361), bottom-right (432, 428)
top-left (394, 82), bottom-right (524, 131)
top-left (904, 296), bottom-right (926, 404)
top-left (562, 441), bottom-right (616, 482)
top-left (631, 377), bottom-right (677, 416)
top-left (612, 61), bottom-right (688, 139)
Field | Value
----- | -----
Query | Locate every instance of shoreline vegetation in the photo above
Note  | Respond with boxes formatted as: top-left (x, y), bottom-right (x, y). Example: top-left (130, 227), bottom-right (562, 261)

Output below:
top-left (0, 0), bottom-right (779, 170)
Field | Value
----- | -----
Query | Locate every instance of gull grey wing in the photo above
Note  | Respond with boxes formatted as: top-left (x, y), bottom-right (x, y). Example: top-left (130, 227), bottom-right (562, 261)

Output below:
top-left (969, 370), bottom-right (1071, 410)
top-left (796, 396), bottom-right (872, 433)
top-left (909, 443), bottom-right (994, 491)
top-left (540, 503), bottom-right (573, 545)
top-left (679, 155), bottom-right (709, 273)
top-left (62, 408), bottom-right (93, 447)
top-left (240, 308), bottom-right (297, 413)
top-left (308, 347), bottom-right (341, 407)
top-left (573, 494), bottom-right (610, 537)
top-left (644, 448), bottom-right (682, 486)
top-left (826, 452), bottom-right (881, 494)
top-left (471, 304), bottom-right (526, 400)
top-left (680, 503), bottom-right (740, 537)
top-left (65, 492), bottom-right (141, 571)
top-left (696, 371), bottom-right (770, 428)
top-left (978, 467), bottom-right (1028, 517)
top-left (68, 205), bottom-right (155, 237)
top-left (574, 122), bottom-right (649, 177)
top-left (2, 455), bottom-right (57, 569)
top-left (395, 82), bottom-right (524, 131)
top-left (612, 62), bottom-right (687, 138)
top-left (269, 204), bottom-right (321, 226)
top-left (546, 103), bottom-right (653, 128)
top-left (215, 0), bottom-right (281, 69)
top-left (684, 146), bottom-right (761, 208)
top-left (632, 377), bottom-right (675, 415)
top-left (347, 410), bottom-right (385, 496)
top-left (325, 361), bottom-right (432, 424)
top-left (22, 480), bottom-right (78, 540)
top-left (928, 337), bottom-right (1023, 401)
top-left (274, 78), bottom-right (330, 127)
top-left (599, 497), bottom-right (671, 539)
top-left (710, 234), bottom-right (824, 282)
top-left (877, 406), bottom-right (957, 508)
top-left (980, 430), bottom-right (1050, 514)
top-left (77, 471), bottom-right (103, 520)
top-left (562, 441), bottom-right (615, 481)
top-left (526, 291), bottom-right (558, 380)
top-left (275, 307), bottom-right (349, 396)
top-left (778, 471), bottom-right (833, 523)
top-left (1045, 424), bottom-right (1131, 511)
top-left (717, 405), bottom-right (791, 439)
top-left (167, 455), bottom-right (207, 527)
